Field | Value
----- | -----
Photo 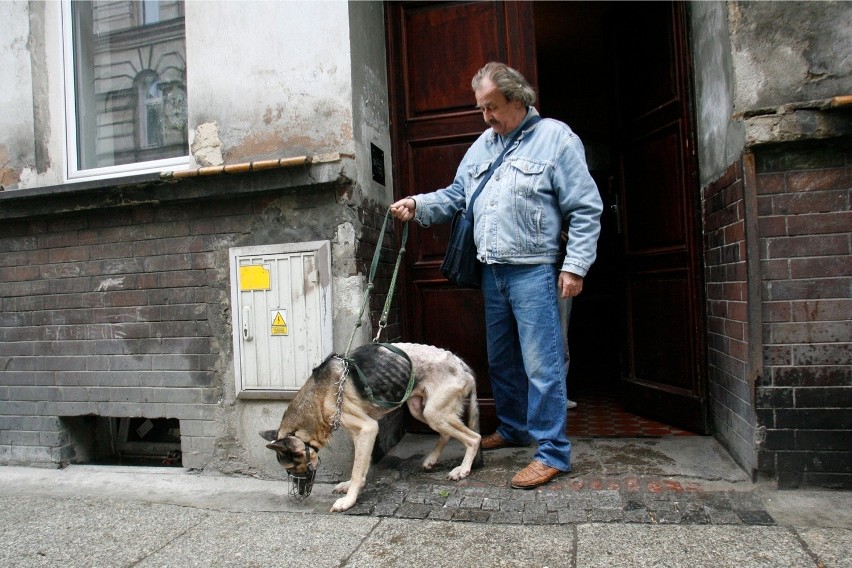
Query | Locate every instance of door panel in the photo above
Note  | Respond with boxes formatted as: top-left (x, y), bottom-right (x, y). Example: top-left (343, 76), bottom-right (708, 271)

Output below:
top-left (386, 1), bottom-right (537, 432)
top-left (622, 125), bottom-right (686, 251)
top-left (613, 2), bottom-right (708, 433)
top-left (404, 2), bottom-right (504, 116)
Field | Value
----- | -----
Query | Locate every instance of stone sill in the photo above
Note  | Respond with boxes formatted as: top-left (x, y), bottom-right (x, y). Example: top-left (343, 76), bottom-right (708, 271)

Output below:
top-left (0, 154), bottom-right (354, 221)
top-left (737, 96), bottom-right (852, 147)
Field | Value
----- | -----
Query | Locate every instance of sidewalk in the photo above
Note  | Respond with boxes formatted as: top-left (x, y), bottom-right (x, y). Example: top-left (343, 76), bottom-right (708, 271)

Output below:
top-left (1, 435), bottom-right (850, 567)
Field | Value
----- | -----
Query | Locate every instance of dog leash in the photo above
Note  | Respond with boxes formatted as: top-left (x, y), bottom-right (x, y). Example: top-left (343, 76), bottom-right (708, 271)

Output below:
top-left (330, 209), bottom-right (413, 429)
top-left (343, 208), bottom-right (409, 356)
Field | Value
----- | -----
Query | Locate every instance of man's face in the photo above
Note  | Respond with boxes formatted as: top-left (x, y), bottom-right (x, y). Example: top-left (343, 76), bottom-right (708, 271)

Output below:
top-left (474, 78), bottom-right (526, 136)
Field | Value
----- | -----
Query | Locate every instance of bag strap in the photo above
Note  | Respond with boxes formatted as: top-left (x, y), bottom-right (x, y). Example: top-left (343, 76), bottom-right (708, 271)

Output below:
top-left (465, 114), bottom-right (542, 217)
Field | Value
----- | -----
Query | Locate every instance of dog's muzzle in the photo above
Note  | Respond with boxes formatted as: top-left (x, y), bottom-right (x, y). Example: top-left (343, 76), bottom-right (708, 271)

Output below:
top-left (287, 444), bottom-right (318, 501)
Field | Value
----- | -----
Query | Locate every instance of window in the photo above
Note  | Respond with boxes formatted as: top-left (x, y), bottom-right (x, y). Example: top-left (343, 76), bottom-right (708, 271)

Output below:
top-left (62, 0), bottom-right (189, 180)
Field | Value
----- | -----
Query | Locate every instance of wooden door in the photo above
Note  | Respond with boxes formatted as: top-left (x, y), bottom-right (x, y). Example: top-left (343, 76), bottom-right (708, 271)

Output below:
top-left (385, 1), bottom-right (537, 430)
top-left (612, 2), bottom-right (708, 433)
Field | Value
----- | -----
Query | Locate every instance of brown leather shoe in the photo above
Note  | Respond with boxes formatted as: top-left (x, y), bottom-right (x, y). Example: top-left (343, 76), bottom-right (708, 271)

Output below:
top-left (511, 460), bottom-right (564, 489)
top-left (480, 432), bottom-right (529, 451)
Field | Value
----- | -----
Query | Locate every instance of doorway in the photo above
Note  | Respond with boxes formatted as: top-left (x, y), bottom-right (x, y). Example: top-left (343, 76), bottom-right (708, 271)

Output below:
top-left (385, 1), bottom-right (707, 436)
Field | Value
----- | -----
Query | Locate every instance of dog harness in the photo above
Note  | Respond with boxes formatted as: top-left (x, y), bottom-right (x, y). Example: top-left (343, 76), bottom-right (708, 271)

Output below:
top-left (340, 343), bottom-right (416, 409)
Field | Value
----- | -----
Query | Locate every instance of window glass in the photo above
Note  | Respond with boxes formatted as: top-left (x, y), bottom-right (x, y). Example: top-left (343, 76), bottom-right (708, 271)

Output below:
top-left (69, 0), bottom-right (187, 172)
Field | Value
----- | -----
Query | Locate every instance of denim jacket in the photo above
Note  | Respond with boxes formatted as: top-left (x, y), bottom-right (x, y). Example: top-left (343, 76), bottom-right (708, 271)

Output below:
top-left (412, 108), bottom-right (603, 277)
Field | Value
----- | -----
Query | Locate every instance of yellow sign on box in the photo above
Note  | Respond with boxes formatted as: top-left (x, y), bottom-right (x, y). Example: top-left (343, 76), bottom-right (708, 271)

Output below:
top-left (271, 310), bottom-right (288, 336)
top-left (239, 265), bottom-right (271, 291)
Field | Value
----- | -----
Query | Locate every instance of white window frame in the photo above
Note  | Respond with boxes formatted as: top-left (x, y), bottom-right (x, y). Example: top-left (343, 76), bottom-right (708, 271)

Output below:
top-left (60, 1), bottom-right (190, 182)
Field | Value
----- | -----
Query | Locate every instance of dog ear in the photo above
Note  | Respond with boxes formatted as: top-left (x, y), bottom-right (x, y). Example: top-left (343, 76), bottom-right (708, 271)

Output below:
top-left (259, 429), bottom-right (278, 442)
top-left (265, 439), bottom-right (288, 451)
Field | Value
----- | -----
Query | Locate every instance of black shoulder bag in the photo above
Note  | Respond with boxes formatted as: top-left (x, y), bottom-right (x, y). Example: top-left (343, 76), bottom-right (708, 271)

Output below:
top-left (440, 115), bottom-right (541, 288)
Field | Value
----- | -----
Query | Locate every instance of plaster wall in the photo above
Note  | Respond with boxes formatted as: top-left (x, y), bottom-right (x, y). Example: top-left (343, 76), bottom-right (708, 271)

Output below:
top-left (348, 0), bottom-right (394, 205)
top-left (688, 1), bottom-right (745, 188)
top-left (0, 1), bottom-right (35, 189)
top-left (184, 0), bottom-right (355, 166)
top-left (729, 1), bottom-right (852, 111)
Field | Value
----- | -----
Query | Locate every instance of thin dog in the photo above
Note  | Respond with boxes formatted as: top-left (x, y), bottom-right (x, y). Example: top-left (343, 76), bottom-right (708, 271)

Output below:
top-left (260, 342), bottom-right (482, 512)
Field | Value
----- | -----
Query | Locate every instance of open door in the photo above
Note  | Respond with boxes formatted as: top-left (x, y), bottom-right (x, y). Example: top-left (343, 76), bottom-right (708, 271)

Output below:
top-left (386, 1), bottom-right (708, 435)
top-left (611, 2), bottom-right (708, 433)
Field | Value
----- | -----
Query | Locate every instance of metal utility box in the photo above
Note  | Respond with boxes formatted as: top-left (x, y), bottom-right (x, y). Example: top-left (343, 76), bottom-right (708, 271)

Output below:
top-left (229, 241), bottom-right (332, 398)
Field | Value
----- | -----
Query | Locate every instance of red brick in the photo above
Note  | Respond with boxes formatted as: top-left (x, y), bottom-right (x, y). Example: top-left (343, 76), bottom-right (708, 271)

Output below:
top-left (770, 190), bottom-right (847, 215)
top-left (763, 301), bottom-right (791, 323)
top-left (760, 259), bottom-right (790, 280)
top-left (758, 215), bottom-right (787, 237)
top-left (787, 168), bottom-right (851, 193)
top-left (724, 319), bottom-right (745, 340)
top-left (756, 172), bottom-right (786, 195)
top-left (768, 277), bottom-right (849, 301)
top-left (727, 301), bottom-right (747, 322)
top-left (791, 256), bottom-right (852, 278)
top-left (47, 246), bottom-right (90, 263)
top-left (790, 299), bottom-right (851, 322)
top-left (765, 234), bottom-right (848, 259)
top-left (723, 222), bottom-right (745, 244)
top-left (787, 211), bottom-right (852, 236)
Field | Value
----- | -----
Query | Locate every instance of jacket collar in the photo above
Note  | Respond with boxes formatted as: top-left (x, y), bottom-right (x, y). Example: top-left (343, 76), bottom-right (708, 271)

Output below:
top-left (488, 106), bottom-right (541, 146)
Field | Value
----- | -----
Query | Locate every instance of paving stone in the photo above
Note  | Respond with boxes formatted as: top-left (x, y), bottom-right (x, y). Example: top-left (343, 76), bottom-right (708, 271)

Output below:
top-left (704, 506), bottom-right (743, 525)
top-left (395, 502), bottom-right (432, 519)
top-left (372, 501), bottom-right (399, 517)
top-left (452, 509), bottom-right (490, 523)
top-left (558, 508), bottom-right (590, 523)
top-left (459, 496), bottom-right (483, 509)
top-left (623, 508), bottom-right (653, 523)
top-left (488, 511), bottom-right (524, 524)
top-left (500, 499), bottom-right (525, 512)
top-left (426, 507), bottom-right (455, 521)
top-left (737, 509), bottom-right (776, 525)
top-left (589, 508), bottom-right (625, 523)
top-left (522, 510), bottom-right (558, 524)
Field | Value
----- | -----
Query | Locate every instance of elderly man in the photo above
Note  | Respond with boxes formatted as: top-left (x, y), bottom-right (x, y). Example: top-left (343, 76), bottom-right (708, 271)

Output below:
top-left (391, 62), bottom-right (602, 489)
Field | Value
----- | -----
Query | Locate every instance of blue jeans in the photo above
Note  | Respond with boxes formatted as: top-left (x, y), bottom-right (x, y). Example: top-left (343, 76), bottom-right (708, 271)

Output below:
top-left (482, 263), bottom-right (571, 472)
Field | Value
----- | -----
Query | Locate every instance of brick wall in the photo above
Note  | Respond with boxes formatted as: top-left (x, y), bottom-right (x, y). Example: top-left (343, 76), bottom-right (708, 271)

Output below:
top-left (703, 159), bottom-right (759, 475)
top-left (753, 140), bottom-right (852, 488)
top-left (0, 176), bottom-right (361, 469)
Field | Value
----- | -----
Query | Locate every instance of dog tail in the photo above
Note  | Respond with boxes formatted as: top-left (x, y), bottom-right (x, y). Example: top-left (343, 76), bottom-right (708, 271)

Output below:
top-left (467, 376), bottom-right (484, 470)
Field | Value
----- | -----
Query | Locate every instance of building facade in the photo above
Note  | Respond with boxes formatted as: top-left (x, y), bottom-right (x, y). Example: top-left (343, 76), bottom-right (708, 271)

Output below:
top-left (0, 1), bottom-right (849, 488)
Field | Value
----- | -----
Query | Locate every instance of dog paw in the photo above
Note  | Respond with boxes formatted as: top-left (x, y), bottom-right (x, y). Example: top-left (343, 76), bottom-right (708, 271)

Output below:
top-left (332, 480), bottom-right (351, 494)
top-left (331, 496), bottom-right (356, 512)
top-left (448, 466), bottom-right (471, 481)
top-left (421, 458), bottom-right (437, 471)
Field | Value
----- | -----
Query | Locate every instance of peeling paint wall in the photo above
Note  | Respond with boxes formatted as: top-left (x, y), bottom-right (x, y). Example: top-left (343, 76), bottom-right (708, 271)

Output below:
top-left (0, 1), bottom-right (35, 189)
top-left (184, 1), bottom-right (355, 166)
top-left (729, 1), bottom-right (852, 111)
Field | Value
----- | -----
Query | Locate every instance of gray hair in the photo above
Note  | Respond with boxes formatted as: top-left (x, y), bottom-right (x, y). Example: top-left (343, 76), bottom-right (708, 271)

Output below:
top-left (471, 62), bottom-right (536, 108)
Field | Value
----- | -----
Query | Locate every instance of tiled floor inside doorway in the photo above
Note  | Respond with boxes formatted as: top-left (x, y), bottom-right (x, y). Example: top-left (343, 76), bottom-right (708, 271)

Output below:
top-left (567, 391), bottom-right (696, 438)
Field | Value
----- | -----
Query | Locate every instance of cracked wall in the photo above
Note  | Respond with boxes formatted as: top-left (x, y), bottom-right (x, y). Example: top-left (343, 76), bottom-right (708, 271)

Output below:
top-left (184, 1), bottom-right (355, 168)
top-left (729, 1), bottom-right (852, 111)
